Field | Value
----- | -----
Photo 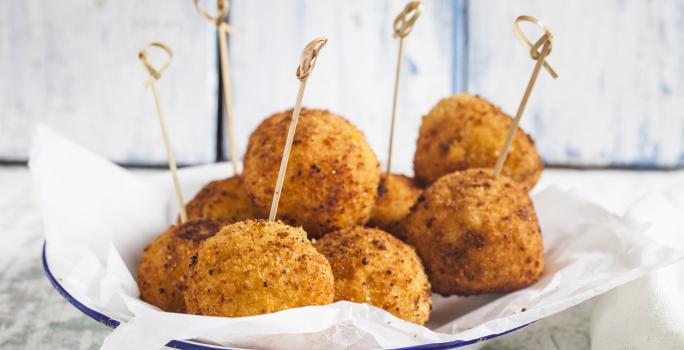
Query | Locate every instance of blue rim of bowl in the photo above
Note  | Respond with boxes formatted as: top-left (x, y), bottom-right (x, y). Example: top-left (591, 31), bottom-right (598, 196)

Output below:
top-left (42, 240), bottom-right (530, 349)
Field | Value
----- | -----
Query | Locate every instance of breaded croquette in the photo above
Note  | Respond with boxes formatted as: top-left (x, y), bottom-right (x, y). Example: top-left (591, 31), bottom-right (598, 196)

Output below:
top-left (184, 219), bottom-right (335, 317)
top-left (243, 108), bottom-right (380, 238)
top-left (368, 174), bottom-right (422, 235)
top-left (413, 94), bottom-right (543, 189)
top-left (186, 176), bottom-right (263, 222)
top-left (137, 219), bottom-right (226, 312)
top-left (403, 169), bottom-right (544, 296)
top-left (315, 226), bottom-right (432, 324)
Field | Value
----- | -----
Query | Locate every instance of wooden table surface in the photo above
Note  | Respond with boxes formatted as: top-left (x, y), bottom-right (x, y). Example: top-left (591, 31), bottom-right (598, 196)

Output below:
top-left (1, 165), bottom-right (682, 350)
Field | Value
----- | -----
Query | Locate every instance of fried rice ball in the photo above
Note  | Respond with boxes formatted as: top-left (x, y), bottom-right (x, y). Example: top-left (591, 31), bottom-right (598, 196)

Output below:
top-left (403, 169), bottom-right (544, 296)
top-left (315, 227), bottom-right (432, 325)
top-left (243, 108), bottom-right (380, 238)
top-left (413, 94), bottom-right (543, 189)
top-left (137, 219), bottom-right (226, 313)
top-left (368, 174), bottom-right (422, 234)
top-left (184, 219), bottom-right (335, 317)
top-left (186, 176), bottom-right (263, 222)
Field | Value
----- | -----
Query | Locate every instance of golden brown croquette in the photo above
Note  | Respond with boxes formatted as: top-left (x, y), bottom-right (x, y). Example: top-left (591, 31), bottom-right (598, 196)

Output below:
top-left (184, 219), bottom-right (335, 317)
top-left (315, 226), bottom-right (432, 325)
top-left (403, 169), bottom-right (544, 296)
top-left (368, 174), bottom-right (422, 234)
top-left (243, 108), bottom-right (380, 238)
top-left (137, 219), bottom-right (226, 313)
top-left (413, 94), bottom-right (543, 189)
top-left (186, 176), bottom-right (263, 222)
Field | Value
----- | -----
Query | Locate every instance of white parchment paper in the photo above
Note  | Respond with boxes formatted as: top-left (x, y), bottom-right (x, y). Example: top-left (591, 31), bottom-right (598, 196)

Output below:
top-left (29, 125), bottom-right (684, 350)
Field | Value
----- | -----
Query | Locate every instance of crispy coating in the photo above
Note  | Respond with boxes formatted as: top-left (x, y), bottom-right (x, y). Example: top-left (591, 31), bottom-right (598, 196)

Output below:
top-left (186, 176), bottom-right (263, 222)
top-left (243, 108), bottom-right (380, 238)
top-left (403, 169), bottom-right (544, 296)
top-left (137, 219), bottom-right (226, 313)
top-left (315, 227), bottom-right (432, 325)
top-left (413, 94), bottom-right (543, 189)
top-left (184, 219), bottom-right (335, 317)
top-left (368, 174), bottom-right (423, 234)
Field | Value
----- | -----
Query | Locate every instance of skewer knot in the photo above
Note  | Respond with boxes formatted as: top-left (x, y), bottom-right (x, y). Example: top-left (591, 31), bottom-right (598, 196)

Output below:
top-left (194, 0), bottom-right (234, 32)
top-left (393, 1), bottom-right (423, 38)
top-left (138, 42), bottom-right (173, 83)
top-left (296, 37), bottom-right (328, 81)
top-left (514, 15), bottom-right (558, 78)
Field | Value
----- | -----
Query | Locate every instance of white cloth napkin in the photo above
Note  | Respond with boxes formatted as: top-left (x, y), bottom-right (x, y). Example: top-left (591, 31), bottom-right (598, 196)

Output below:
top-left (591, 184), bottom-right (684, 349)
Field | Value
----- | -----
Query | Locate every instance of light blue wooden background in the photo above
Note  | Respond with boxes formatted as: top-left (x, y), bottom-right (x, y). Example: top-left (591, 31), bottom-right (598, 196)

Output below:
top-left (229, 0), bottom-right (684, 170)
top-left (1, 0), bottom-right (682, 169)
top-left (466, 0), bottom-right (684, 168)
top-left (0, 0), bottom-right (219, 165)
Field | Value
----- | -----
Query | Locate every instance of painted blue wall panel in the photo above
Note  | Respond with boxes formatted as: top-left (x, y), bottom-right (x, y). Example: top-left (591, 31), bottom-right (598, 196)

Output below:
top-left (465, 0), bottom-right (684, 167)
top-left (231, 0), bottom-right (684, 168)
top-left (0, 0), bottom-right (680, 168)
top-left (0, 0), bottom-right (219, 165)
top-left (231, 0), bottom-right (684, 169)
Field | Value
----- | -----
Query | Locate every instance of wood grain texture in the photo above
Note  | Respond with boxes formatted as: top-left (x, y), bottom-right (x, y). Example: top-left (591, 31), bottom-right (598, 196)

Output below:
top-left (0, 0), bottom-right (219, 164)
top-left (467, 0), bottom-right (684, 167)
top-left (3, 0), bottom-right (682, 168)
top-left (229, 0), bottom-right (459, 175)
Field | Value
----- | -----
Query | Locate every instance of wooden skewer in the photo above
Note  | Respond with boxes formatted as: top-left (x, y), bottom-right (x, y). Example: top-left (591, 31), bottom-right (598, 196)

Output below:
top-left (386, 1), bottom-right (422, 176)
top-left (194, 0), bottom-right (239, 176)
top-left (139, 42), bottom-right (188, 223)
top-left (492, 16), bottom-right (558, 179)
top-left (268, 37), bottom-right (328, 222)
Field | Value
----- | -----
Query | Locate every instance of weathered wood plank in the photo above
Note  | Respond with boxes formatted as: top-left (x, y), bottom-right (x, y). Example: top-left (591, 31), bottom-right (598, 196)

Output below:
top-left (4, 0), bottom-right (680, 168)
top-left (0, 0), bottom-right (219, 164)
top-left (229, 0), bottom-right (459, 175)
top-left (467, 0), bottom-right (684, 167)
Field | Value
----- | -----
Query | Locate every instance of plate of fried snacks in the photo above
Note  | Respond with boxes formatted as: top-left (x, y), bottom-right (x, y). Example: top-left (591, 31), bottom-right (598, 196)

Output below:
top-left (33, 99), bottom-right (683, 349)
